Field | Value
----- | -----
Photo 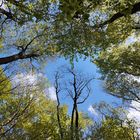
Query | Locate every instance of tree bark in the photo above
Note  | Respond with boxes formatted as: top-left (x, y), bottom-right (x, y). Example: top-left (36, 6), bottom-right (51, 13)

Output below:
top-left (71, 103), bottom-right (75, 140)
top-left (0, 52), bottom-right (39, 65)
top-left (54, 72), bottom-right (63, 139)
top-left (56, 92), bottom-right (63, 139)
top-left (75, 105), bottom-right (79, 140)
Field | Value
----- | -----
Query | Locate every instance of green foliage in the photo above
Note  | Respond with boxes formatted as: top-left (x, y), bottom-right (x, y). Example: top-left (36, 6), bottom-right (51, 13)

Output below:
top-left (1, 0), bottom-right (139, 65)
top-left (95, 42), bottom-right (140, 76)
top-left (0, 0), bottom-right (140, 139)
top-left (0, 79), bottom-right (92, 139)
top-left (94, 117), bottom-right (137, 140)
top-left (0, 68), bottom-right (11, 95)
top-left (2, 0), bottom-right (54, 23)
top-left (95, 42), bottom-right (140, 102)
top-left (89, 102), bottom-right (139, 140)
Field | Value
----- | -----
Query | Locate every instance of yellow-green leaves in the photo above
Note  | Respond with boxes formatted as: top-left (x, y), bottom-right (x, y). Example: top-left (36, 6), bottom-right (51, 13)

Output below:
top-left (0, 68), bottom-right (11, 95)
top-left (95, 41), bottom-right (140, 102)
top-left (99, 118), bottom-right (136, 140)
top-left (96, 42), bottom-right (140, 76)
top-left (0, 38), bottom-right (3, 49)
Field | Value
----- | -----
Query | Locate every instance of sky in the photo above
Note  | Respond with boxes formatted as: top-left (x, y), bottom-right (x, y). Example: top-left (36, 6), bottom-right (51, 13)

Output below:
top-left (45, 57), bottom-right (122, 115)
top-left (1, 0), bottom-right (139, 127)
top-left (44, 56), bottom-right (140, 128)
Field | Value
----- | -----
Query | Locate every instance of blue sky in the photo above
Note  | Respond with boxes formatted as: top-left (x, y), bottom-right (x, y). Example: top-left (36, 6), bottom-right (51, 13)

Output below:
top-left (45, 57), bottom-right (121, 115)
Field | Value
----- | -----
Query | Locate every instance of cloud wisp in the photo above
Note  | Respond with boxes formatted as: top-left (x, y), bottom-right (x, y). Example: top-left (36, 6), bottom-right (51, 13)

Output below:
top-left (88, 105), bottom-right (98, 116)
top-left (46, 87), bottom-right (57, 101)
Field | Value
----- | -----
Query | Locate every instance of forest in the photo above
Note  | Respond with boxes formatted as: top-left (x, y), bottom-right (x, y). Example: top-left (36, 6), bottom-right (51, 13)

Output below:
top-left (0, 0), bottom-right (140, 139)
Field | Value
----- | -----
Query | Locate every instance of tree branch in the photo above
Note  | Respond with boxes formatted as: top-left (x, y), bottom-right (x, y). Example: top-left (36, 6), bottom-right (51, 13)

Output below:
top-left (94, 2), bottom-right (140, 28)
top-left (0, 51), bottom-right (40, 65)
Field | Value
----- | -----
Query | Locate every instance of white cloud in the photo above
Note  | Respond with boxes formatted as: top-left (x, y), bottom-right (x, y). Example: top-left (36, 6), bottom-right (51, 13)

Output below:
top-left (13, 73), bottom-right (57, 101)
top-left (46, 87), bottom-right (57, 101)
top-left (88, 105), bottom-right (98, 116)
top-left (127, 101), bottom-right (140, 123)
top-left (13, 72), bottom-right (43, 86)
top-left (12, 72), bottom-right (46, 95)
top-left (14, 73), bottom-right (36, 85)
top-left (133, 76), bottom-right (140, 83)
top-left (0, 0), bottom-right (6, 10)
top-left (127, 101), bottom-right (140, 134)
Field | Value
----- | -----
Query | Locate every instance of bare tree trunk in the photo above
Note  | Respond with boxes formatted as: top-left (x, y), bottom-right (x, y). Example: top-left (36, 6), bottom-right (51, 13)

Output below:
top-left (54, 68), bottom-right (93, 139)
top-left (75, 104), bottom-right (79, 140)
top-left (54, 72), bottom-right (63, 139)
top-left (71, 102), bottom-right (79, 140)
top-left (56, 93), bottom-right (63, 139)
top-left (71, 103), bottom-right (75, 140)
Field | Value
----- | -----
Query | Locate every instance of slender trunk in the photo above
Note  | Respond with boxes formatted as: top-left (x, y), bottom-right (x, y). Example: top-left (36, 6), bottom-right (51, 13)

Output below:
top-left (71, 103), bottom-right (75, 140)
top-left (56, 104), bottom-right (63, 139)
top-left (75, 105), bottom-right (79, 140)
top-left (56, 91), bottom-right (63, 139)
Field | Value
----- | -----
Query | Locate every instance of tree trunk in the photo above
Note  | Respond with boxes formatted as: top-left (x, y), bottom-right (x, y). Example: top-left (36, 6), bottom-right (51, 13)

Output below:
top-left (56, 94), bottom-right (63, 139)
top-left (75, 105), bottom-right (79, 140)
top-left (71, 103), bottom-right (75, 140)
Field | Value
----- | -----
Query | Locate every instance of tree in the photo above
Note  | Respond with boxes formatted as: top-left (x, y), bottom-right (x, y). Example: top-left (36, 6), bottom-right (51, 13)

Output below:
top-left (0, 87), bottom-right (93, 139)
top-left (89, 102), bottom-right (139, 140)
top-left (60, 0), bottom-right (140, 24)
top-left (59, 0), bottom-right (140, 44)
top-left (0, 66), bottom-right (12, 95)
top-left (54, 71), bottom-right (64, 139)
top-left (0, 89), bottom-right (66, 139)
top-left (66, 68), bottom-right (93, 140)
top-left (57, 0), bottom-right (140, 104)
top-left (1, 1), bottom-right (140, 138)
top-left (57, 0), bottom-right (140, 101)
top-left (0, 0), bottom-right (58, 66)
top-left (1, 0), bottom-right (139, 66)
top-left (0, 66), bottom-right (92, 139)
top-left (91, 117), bottom-right (138, 140)
top-left (53, 67), bottom-right (93, 140)
top-left (95, 41), bottom-right (140, 103)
